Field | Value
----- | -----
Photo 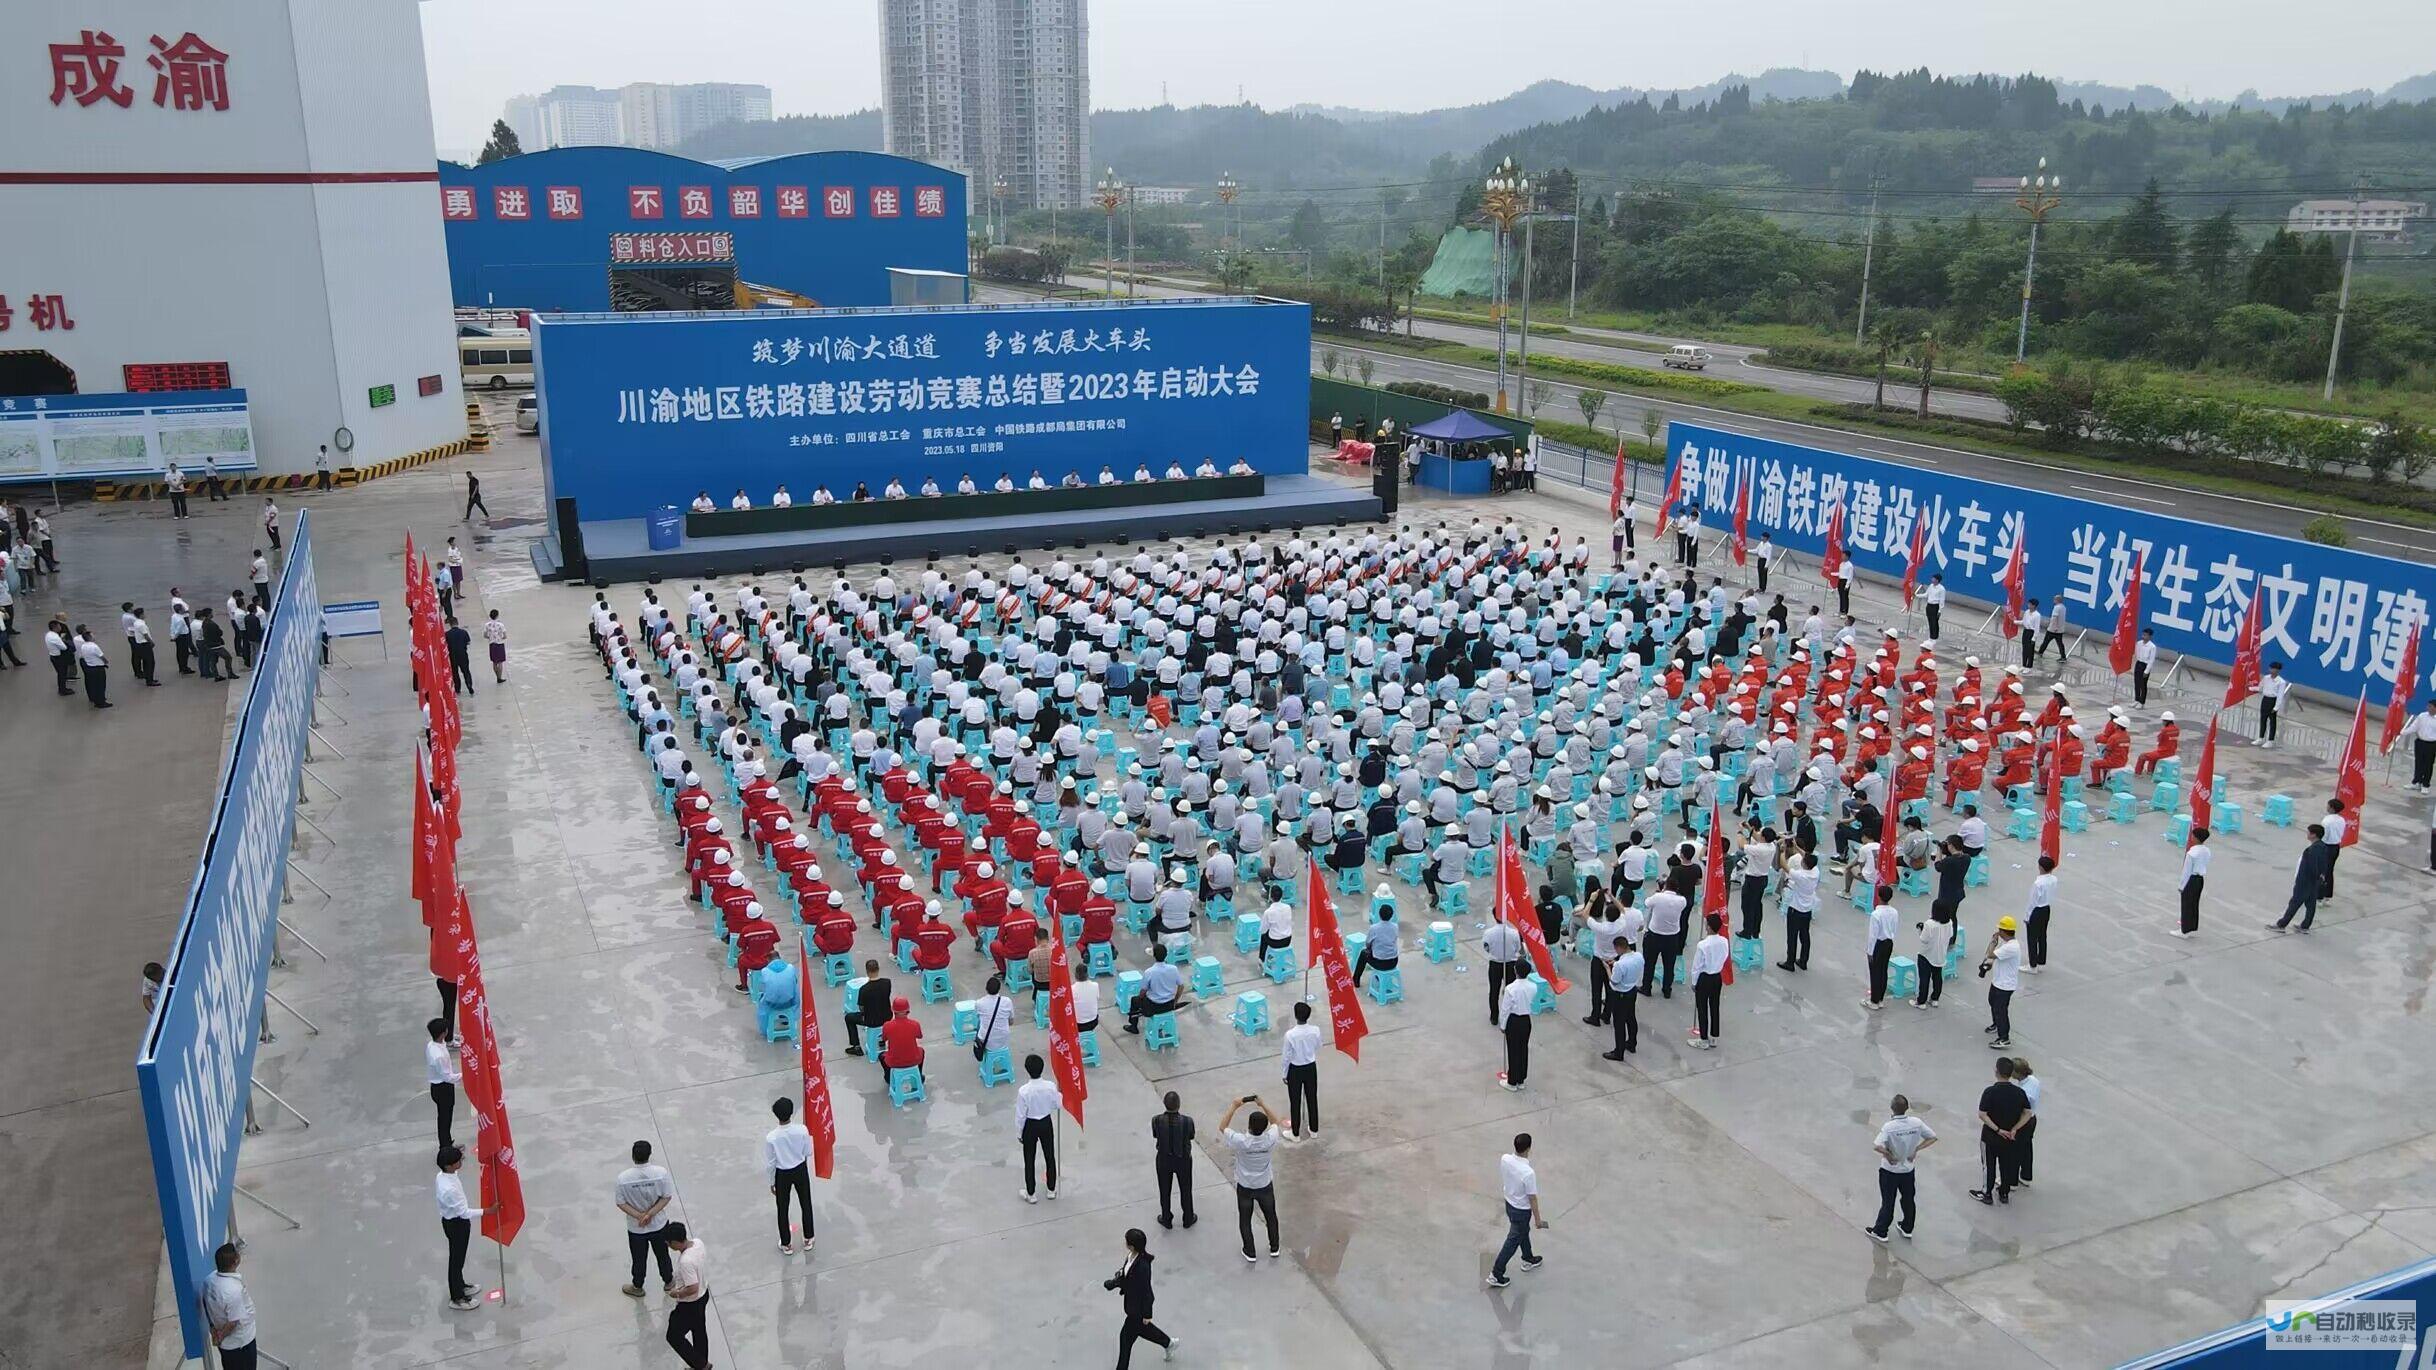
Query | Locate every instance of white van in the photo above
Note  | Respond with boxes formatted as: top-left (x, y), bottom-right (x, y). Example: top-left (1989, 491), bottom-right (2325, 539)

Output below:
top-left (459, 333), bottom-right (535, 390)
top-left (1662, 344), bottom-right (1712, 371)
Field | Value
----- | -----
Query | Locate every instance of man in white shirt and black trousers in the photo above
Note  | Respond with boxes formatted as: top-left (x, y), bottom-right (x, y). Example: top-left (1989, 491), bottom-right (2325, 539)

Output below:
top-left (2132, 630), bottom-right (2158, 706)
top-left (2177, 832), bottom-right (2209, 937)
top-left (1496, 968), bottom-right (1539, 1091)
top-left (664, 1223), bottom-right (711, 1370)
top-left (1015, 1054), bottom-right (1062, 1202)
top-left (2405, 699), bottom-right (2436, 795)
top-left (434, 1143), bottom-right (487, 1311)
top-left (1922, 575), bottom-right (1945, 641)
top-left (1865, 1096), bottom-right (1938, 1242)
top-left (1481, 918), bottom-right (1524, 1025)
top-left (1485, 1133), bottom-right (1548, 1287)
top-left (1280, 1000), bottom-right (1323, 1138)
top-left (201, 1242), bottom-right (258, 1369)
top-left (764, 1096), bottom-right (815, 1253)
top-left (425, 1017), bottom-right (459, 1147)
top-left (2256, 664), bottom-right (2289, 747)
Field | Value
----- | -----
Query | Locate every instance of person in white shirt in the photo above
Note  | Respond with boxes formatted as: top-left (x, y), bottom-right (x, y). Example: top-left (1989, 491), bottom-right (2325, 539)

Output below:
top-left (2020, 854), bottom-right (2057, 965)
top-left (1097, 465), bottom-right (1119, 486)
top-left (1015, 1053), bottom-right (1063, 1201)
top-left (482, 610), bottom-right (509, 682)
top-left (1603, 935), bottom-right (1644, 1057)
top-left (2318, 799), bottom-right (2350, 902)
top-left (2406, 699), bottom-right (2436, 794)
top-left (1688, 915), bottom-right (1729, 1048)
top-left (884, 478), bottom-right (909, 499)
top-left (614, 1139), bottom-right (677, 1295)
top-left (1482, 917), bottom-right (1525, 1024)
top-left (2256, 663), bottom-right (2289, 746)
top-left (425, 1017), bottom-right (460, 1147)
top-left (1219, 1094), bottom-right (1284, 1260)
top-left (994, 473), bottom-right (1017, 493)
top-left (1280, 1001), bottom-right (1323, 1138)
top-left (435, 1144), bottom-right (487, 1310)
top-left (1922, 574), bottom-right (1946, 640)
top-left (1865, 1095), bottom-right (1938, 1241)
top-left (1864, 891), bottom-right (1899, 1009)
top-left (1497, 969), bottom-right (1540, 1089)
top-left (164, 462), bottom-right (191, 520)
top-left (2017, 601), bottom-right (2043, 670)
top-left (771, 485), bottom-right (793, 507)
top-left (811, 485), bottom-right (837, 505)
top-left (920, 477), bottom-right (942, 497)
top-left (2131, 629), bottom-right (2158, 704)
top-left (1978, 916), bottom-right (2024, 1047)
top-left (729, 489), bottom-right (752, 510)
top-left (1778, 850), bottom-right (1820, 972)
top-left (764, 1096), bottom-right (815, 1252)
top-left (75, 625), bottom-right (112, 707)
top-left (664, 1223), bottom-right (711, 1370)
top-left (1486, 1134), bottom-right (1548, 1286)
top-left (1914, 907), bottom-right (1955, 1008)
top-left (1642, 887), bottom-right (1688, 997)
top-left (691, 491), bottom-right (715, 513)
top-left (202, 1242), bottom-right (258, 1364)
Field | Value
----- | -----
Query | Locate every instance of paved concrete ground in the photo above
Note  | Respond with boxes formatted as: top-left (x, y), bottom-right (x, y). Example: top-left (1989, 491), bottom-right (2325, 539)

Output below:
top-left (29, 412), bottom-right (2415, 1370)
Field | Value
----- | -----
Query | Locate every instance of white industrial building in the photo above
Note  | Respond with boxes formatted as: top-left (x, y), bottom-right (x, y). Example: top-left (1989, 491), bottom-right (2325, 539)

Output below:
top-left (1, 0), bottom-right (465, 479)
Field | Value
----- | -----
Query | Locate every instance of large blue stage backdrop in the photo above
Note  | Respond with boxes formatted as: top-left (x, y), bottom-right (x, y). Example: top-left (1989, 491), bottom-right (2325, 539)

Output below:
top-left (533, 297), bottom-right (1313, 522)
top-left (138, 513), bottom-right (318, 1359)
top-left (1665, 422), bottom-right (2436, 702)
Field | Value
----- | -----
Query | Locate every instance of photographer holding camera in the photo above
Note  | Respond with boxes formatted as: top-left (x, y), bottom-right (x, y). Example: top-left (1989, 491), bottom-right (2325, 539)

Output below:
top-left (1220, 1094), bottom-right (1286, 1262)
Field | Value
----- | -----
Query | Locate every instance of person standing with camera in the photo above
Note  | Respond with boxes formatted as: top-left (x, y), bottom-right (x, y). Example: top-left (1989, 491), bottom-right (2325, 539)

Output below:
top-left (1977, 916), bottom-right (2023, 1049)
top-left (1220, 1094), bottom-right (1284, 1262)
top-left (1104, 1227), bottom-right (1175, 1369)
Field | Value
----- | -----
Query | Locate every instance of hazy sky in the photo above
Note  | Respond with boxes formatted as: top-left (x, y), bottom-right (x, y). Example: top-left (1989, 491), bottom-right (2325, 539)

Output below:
top-left (422, 0), bottom-right (2436, 153)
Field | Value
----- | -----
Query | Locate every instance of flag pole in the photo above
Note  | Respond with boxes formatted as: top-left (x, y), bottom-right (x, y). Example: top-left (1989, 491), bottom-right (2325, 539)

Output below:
top-left (496, 1239), bottom-right (507, 1305)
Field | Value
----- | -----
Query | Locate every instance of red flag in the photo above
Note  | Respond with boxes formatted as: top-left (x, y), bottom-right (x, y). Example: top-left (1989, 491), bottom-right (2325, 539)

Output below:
top-left (2107, 551), bottom-right (2146, 677)
top-left (1652, 448), bottom-right (1685, 539)
top-left (1304, 857), bottom-right (1370, 1062)
top-left (478, 1107), bottom-right (527, 1248)
top-left (1999, 536), bottom-right (2028, 638)
top-left (452, 966), bottom-right (525, 1246)
top-left (2335, 691), bottom-right (2369, 848)
top-left (1496, 826), bottom-right (1570, 995)
top-left (2188, 717), bottom-right (2219, 844)
top-left (1819, 504), bottom-right (1847, 586)
top-left (1874, 769), bottom-right (1903, 891)
top-left (2223, 590), bottom-right (2264, 709)
top-left (2379, 619), bottom-right (2423, 754)
top-left (1899, 520), bottom-right (1927, 610)
top-left (432, 885), bottom-right (477, 981)
top-left (1730, 476), bottom-right (1751, 568)
top-left (1043, 900), bottom-right (1089, 1124)
top-left (420, 785), bottom-right (459, 930)
top-left (1701, 799), bottom-right (1734, 985)
top-left (1607, 436), bottom-right (1629, 522)
top-left (412, 751), bottom-right (434, 912)
top-left (2039, 756), bottom-right (2064, 866)
top-left (796, 936), bottom-right (838, 1179)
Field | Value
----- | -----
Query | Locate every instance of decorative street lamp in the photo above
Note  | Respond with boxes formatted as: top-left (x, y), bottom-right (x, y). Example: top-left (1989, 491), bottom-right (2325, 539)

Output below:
top-left (991, 175), bottom-right (1009, 247)
top-left (1095, 168), bottom-right (1127, 297)
top-left (1216, 172), bottom-right (1241, 284)
top-left (1481, 156), bottom-right (1530, 413)
top-left (2013, 157), bottom-right (2063, 362)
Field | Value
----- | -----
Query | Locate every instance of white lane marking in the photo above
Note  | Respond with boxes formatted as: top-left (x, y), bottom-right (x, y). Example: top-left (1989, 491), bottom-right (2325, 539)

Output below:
top-left (2072, 485), bottom-right (2173, 508)
top-left (2362, 536), bottom-right (2422, 550)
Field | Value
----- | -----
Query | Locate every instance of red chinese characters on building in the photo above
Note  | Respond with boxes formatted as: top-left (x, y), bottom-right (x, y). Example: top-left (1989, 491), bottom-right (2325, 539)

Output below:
top-left (729, 186), bottom-right (761, 218)
top-left (609, 233), bottom-right (734, 264)
top-left (48, 30), bottom-right (134, 107)
top-left (0, 296), bottom-right (77, 333)
top-left (914, 186), bottom-right (947, 218)
top-left (441, 186), bottom-right (477, 220)
top-left (493, 186), bottom-right (531, 220)
top-left (870, 186), bottom-right (902, 218)
top-left (629, 186), bottom-right (664, 220)
top-left (822, 186), bottom-right (854, 219)
top-left (547, 186), bottom-right (583, 220)
top-left (678, 186), bottom-right (713, 220)
top-left (776, 186), bottom-right (809, 219)
top-left (148, 32), bottom-right (230, 111)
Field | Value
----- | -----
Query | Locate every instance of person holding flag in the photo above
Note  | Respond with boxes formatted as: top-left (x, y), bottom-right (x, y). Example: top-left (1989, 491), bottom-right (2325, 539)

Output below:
top-left (2107, 552), bottom-right (2146, 681)
top-left (1688, 914), bottom-right (1730, 1049)
top-left (1730, 477), bottom-right (1752, 570)
top-left (2327, 691), bottom-right (2370, 898)
top-left (763, 1098), bottom-right (815, 1254)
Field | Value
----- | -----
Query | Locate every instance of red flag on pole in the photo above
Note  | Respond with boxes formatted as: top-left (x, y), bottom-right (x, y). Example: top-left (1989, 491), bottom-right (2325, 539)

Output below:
top-left (453, 966), bottom-right (525, 1247)
top-left (2379, 619), bottom-right (2423, 754)
top-left (1043, 902), bottom-right (1089, 1124)
top-left (1496, 826), bottom-right (1571, 995)
top-left (2107, 550), bottom-right (2146, 677)
top-left (478, 1107), bottom-right (526, 1248)
top-left (1819, 504), bottom-right (1847, 586)
top-left (2039, 756), bottom-right (2064, 866)
top-left (412, 751), bottom-right (434, 912)
top-left (2336, 691), bottom-right (2369, 848)
top-left (1999, 536), bottom-right (2028, 638)
top-left (1730, 476), bottom-right (1751, 568)
top-left (795, 938), bottom-right (838, 1178)
top-left (1701, 799), bottom-right (1734, 985)
top-left (432, 886), bottom-right (477, 981)
top-left (2223, 591), bottom-right (2264, 709)
top-left (1899, 520), bottom-right (1927, 610)
top-left (420, 793), bottom-right (458, 932)
top-left (1304, 857), bottom-right (1370, 1062)
top-left (1608, 436), bottom-right (1629, 522)
top-left (1652, 448), bottom-right (1685, 540)
top-left (2187, 717), bottom-right (2219, 844)
top-left (1874, 774), bottom-right (1903, 892)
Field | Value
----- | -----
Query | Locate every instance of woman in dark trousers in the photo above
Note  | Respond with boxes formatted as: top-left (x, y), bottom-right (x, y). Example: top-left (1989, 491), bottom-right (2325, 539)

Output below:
top-left (1104, 1227), bottom-right (1174, 1368)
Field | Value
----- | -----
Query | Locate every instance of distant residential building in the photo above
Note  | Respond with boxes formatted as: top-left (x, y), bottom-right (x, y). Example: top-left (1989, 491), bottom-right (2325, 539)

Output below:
top-left (879, 0), bottom-right (1090, 211)
top-left (1129, 186), bottom-right (1194, 207)
top-left (500, 82), bottom-right (774, 152)
top-left (2287, 198), bottom-right (2426, 244)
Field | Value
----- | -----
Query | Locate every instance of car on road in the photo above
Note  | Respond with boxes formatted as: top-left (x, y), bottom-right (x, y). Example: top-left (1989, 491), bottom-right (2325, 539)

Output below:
top-left (1662, 344), bottom-right (1712, 371)
top-left (514, 395), bottom-right (538, 433)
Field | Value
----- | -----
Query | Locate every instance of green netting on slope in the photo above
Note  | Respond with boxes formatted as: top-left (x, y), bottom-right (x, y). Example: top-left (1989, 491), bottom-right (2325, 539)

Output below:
top-left (1418, 226), bottom-right (1504, 299)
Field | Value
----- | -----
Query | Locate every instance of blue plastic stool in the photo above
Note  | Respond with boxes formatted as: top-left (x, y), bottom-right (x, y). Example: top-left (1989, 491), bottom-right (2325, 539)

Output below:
top-left (823, 952), bottom-right (855, 987)
top-left (1233, 914), bottom-right (1263, 954)
top-left (2150, 780), bottom-right (2181, 814)
top-left (1143, 1012), bottom-right (1181, 1052)
top-left (1004, 959), bottom-right (1034, 993)
top-left (1685, 806), bottom-right (1710, 837)
top-left (1033, 993), bottom-right (1051, 1030)
top-left (2216, 801), bottom-right (2245, 835)
top-left (1263, 946), bottom-right (1298, 983)
top-left (2061, 800), bottom-right (2090, 833)
top-left (1085, 942), bottom-right (1116, 978)
top-left (1945, 788), bottom-right (1980, 815)
top-left (1468, 846), bottom-right (1494, 877)
top-left (887, 1066), bottom-right (927, 1108)
top-left (1897, 866), bottom-right (1931, 897)
top-left (2163, 813), bottom-right (2191, 844)
top-left (1232, 991), bottom-right (1270, 1036)
top-left (920, 967), bottom-right (953, 1003)
top-left (1344, 932), bottom-right (1368, 966)
top-left (951, 999), bottom-right (980, 1045)
top-left (1114, 970), bottom-right (1143, 1015)
top-left (1750, 794), bottom-right (1779, 825)
top-left (2005, 807), bottom-right (2038, 841)
top-left (1078, 1028), bottom-right (1102, 1067)
top-left (1424, 921), bottom-right (1456, 962)
top-left (1191, 955), bottom-right (1226, 998)
top-left (757, 999), bottom-right (798, 1044)
top-left (2104, 771), bottom-right (2132, 796)
top-left (1396, 852), bottom-right (1427, 883)
top-left (2107, 790), bottom-right (2139, 824)
top-left (1528, 975), bottom-right (1557, 1014)
top-left (1367, 966), bottom-right (1405, 1004)
top-left (2155, 757), bottom-right (2183, 786)
top-left (2263, 794), bottom-right (2295, 827)
top-left (978, 1047), bottom-right (1014, 1087)
top-left (2061, 776), bottom-right (2086, 803)
top-left (1966, 853), bottom-right (1990, 888)
top-left (1900, 797), bottom-right (1930, 825)
top-left (1888, 956), bottom-right (1919, 999)
top-left (1336, 865), bottom-right (1365, 895)
top-left (2210, 774), bottom-right (2228, 805)
top-left (1731, 936), bottom-right (1764, 971)
top-left (1443, 883), bottom-right (1471, 915)
top-left (896, 941), bottom-right (920, 974)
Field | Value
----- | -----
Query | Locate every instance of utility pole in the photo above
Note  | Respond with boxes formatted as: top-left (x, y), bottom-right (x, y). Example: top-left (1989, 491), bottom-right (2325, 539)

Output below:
top-left (1568, 176), bottom-right (1582, 321)
top-left (1853, 176), bottom-right (1882, 345)
top-left (1518, 185), bottom-right (1536, 404)
top-left (2324, 177), bottom-right (2365, 401)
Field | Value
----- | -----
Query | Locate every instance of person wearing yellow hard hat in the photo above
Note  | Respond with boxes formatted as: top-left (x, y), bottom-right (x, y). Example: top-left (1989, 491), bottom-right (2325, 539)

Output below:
top-left (1977, 916), bottom-right (2023, 1049)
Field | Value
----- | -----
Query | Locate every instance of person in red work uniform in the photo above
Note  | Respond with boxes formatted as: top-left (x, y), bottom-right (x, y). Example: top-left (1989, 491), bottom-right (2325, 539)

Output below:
top-left (1942, 740), bottom-right (1987, 808)
top-left (812, 901), bottom-right (858, 960)
top-left (686, 830), bottom-right (735, 900)
top-left (912, 906), bottom-right (956, 971)
top-left (885, 876), bottom-right (926, 953)
top-left (2134, 712), bottom-right (2181, 778)
top-left (960, 861), bottom-right (1009, 944)
top-left (734, 903), bottom-right (780, 992)
top-left (773, 833), bottom-right (819, 885)
top-left (878, 997), bottom-right (925, 1079)
top-left (711, 869), bottom-right (758, 930)
top-left (676, 794), bottom-right (719, 846)
top-left (2087, 713), bottom-right (2131, 786)
top-left (993, 893), bottom-right (1040, 979)
top-left (1080, 878), bottom-right (1117, 953)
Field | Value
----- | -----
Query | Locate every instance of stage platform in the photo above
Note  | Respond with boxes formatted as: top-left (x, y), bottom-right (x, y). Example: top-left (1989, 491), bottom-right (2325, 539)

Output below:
top-left (533, 474), bottom-right (1384, 583)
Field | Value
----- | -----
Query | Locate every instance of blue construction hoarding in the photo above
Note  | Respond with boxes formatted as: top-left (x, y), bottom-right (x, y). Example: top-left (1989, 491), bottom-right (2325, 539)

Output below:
top-left (439, 148), bottom-right (968, 312)
top-left (1664, 421), bottom-right (2436, 702)
top-left (532, 296), bottom-right (1313, 522)
top-left (137, 512), bottom-right (318, 1359)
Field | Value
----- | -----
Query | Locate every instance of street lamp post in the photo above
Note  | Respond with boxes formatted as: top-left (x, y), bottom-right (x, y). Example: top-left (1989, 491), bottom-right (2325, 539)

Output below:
top-left (1481, 156), bottom-right (1528, 413)
top-left (1216, 173), bottom-right (1241, 289)
top-left (2013, 157), bottom-right (2063, 362)
top-left (1095, 168), bottom-right (1126, 297)
top-left (991, 175), bottom-right (1009, 247)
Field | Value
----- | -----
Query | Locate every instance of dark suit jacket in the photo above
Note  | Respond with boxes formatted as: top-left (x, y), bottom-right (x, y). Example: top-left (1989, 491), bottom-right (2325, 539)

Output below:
top-left (2293, 841), bottom-right (2333, 893)
top-left (1108, 1251), bottom-right (1155, 1318)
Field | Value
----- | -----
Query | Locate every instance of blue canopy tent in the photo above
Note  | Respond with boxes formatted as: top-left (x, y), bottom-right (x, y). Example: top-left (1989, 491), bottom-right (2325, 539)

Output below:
top-left (1407, 408), bottom-right (1514, 495)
